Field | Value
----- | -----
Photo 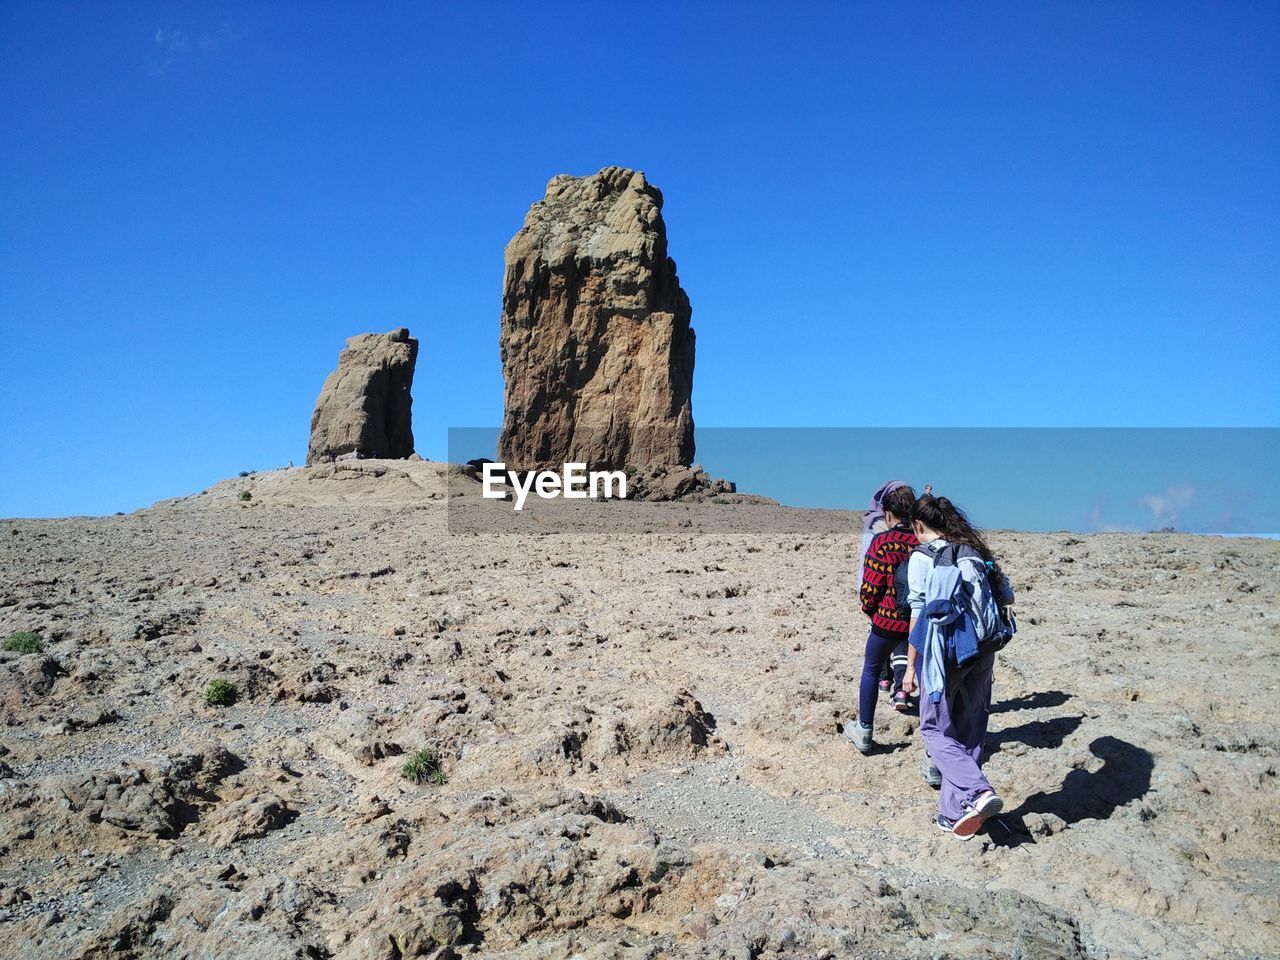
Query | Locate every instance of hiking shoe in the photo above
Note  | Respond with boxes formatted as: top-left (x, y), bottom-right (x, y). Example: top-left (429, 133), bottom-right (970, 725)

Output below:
top-left (845, 721), bottom-right (873, 754)
top-left (936, 814), bottom-right (974, 840)
top-left (878, 679), bottom-right (892, 693)
top-left (891, 690), bottom-right (909, 712)
top-left (951, 791), bottom-right (1003, 838)
top-left (921, 753), bottom-right (942, 788)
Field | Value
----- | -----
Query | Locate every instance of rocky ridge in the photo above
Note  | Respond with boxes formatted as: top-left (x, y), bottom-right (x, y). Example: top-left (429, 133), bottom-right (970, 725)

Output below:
top-left (0, 464), bottom-right (1277, 959)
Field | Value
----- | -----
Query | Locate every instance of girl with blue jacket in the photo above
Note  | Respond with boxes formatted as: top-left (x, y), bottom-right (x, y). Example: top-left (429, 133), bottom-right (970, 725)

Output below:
top-left (901, 495), bottom-right (1011, 839)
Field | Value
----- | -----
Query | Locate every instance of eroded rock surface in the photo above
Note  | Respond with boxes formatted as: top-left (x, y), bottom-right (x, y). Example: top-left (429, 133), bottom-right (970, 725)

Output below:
top-left (628, 463), bottom-right (738, 502)
top-left (204, 792), bottom-right (294, 848)
top-left (499, 167), bottom-right (695, 472)
top-left (307, 328), bottom-right (418, 465)
top-left (54, 770), bottom-right (178, 837)
top-left (2, 468), bottom-right (1277, 959)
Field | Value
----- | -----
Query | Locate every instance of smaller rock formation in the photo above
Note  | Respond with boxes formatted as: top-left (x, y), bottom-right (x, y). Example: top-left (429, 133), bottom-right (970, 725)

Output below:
top-left (55, 769), bottom-right (178, 837)
top-left (627, 463), bottom-right (737, 502)
top-left (205, 792), bottom-right (295, 848)
top-left (307, 329), bottom-right (418, 465)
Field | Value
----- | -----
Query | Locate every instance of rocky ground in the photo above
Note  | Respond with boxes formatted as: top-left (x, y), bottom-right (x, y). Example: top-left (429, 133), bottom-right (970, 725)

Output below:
top-left (1, 460), bottom-right (1277, 959)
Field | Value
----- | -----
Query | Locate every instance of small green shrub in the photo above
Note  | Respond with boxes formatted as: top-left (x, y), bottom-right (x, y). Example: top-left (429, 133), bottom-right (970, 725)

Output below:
top-left (204, 678), bottom-right (237, 706)
top-left (238, 491), bottom-right (253, 502)
top-left (624, 464), bottom-right (638, 477)
top-left (401, 748), bottom-right (447, 785)
top-left (4, 631), bottom-right (43, 654)
top-left (238, 470), bottom-right (255, 478)
top-left (712, 498), bottom-right (730, 505)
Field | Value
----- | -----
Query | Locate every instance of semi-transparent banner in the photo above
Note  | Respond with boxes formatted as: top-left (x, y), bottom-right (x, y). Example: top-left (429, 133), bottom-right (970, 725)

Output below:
top-left (446, 427), bottom-right (1278, 537)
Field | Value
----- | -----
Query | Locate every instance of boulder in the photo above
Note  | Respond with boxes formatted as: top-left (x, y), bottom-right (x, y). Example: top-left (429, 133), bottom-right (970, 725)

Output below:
top-left (627, 463), bottom-right (738, 502)
top-left (0, 654), bottom-right (64, 717)
top-left (163, 741), bottom-right (242, 798)
top-left (204, 792), bottom-right (295, 848)
top-left (307, 329), bottom-right (418, 465)
top-left (498, 167), bottom-right (695, 472)
top-left (55, 769), bottom-right (178, 837)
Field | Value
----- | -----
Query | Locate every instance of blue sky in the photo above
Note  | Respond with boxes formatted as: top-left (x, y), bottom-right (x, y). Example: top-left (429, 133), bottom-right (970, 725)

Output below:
top-left (2, 2), bottom-right (1277, 518)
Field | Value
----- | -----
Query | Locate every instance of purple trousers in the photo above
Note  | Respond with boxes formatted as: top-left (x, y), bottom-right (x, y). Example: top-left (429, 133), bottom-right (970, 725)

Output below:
top-left (919, 649), bottom-right (996, 820)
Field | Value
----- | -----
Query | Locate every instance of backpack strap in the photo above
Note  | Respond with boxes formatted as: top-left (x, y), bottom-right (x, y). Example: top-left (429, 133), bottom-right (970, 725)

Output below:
top-left (914, 541), bottom-right (944, 560)
top-left (930, 542), bottom-right (962, 567)
top-left (895, 542), bottom-right (941, 610)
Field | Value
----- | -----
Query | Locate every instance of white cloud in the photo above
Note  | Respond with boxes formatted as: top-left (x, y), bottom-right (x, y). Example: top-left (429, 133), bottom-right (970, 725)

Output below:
top-left (1084, 499), bottom-right (1136, 533)
top-left (1139, 484), bottom-right (1195, 530)
top-left (151, 20), bottom-right (244, 76)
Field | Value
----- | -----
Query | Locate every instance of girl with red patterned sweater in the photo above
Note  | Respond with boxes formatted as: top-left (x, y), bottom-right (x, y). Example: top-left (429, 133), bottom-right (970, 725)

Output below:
top-left (847, 485), bottom-right (919, 754)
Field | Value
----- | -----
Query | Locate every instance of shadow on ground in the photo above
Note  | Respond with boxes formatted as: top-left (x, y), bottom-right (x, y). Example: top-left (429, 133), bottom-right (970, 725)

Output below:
top-left (986, 735), bottom-right (1154, 848)
top-left (992, 690), bottom-right (1073, 713)
top-left (988, 714), bottom-right (1084, 754)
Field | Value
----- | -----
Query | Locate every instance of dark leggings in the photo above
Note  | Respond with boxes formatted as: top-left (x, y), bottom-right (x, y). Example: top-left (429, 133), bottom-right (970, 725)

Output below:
top-left (859, 625), bottom-right (909, 726)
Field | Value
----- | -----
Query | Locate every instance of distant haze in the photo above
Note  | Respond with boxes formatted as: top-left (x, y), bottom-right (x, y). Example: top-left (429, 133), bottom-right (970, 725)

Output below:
top-left (451, 428), bottom-right (1280, 536)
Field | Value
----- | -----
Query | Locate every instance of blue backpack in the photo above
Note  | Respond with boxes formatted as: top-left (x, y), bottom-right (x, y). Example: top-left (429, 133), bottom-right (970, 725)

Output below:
top-left (897, 541), bottom-right (1016, 656)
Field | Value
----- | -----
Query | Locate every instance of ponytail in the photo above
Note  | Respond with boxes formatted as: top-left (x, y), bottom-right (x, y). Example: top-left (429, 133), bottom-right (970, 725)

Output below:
top-left (911, 495), bottom-right (994, 562)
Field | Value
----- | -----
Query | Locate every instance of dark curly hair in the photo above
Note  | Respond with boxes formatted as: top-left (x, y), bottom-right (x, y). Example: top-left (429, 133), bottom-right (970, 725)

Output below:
top-left (882, 486), bottom-right (917, 525)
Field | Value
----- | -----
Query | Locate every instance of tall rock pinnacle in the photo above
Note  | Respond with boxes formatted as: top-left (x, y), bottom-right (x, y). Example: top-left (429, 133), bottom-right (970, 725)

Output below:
top-left (498, 167), bottom-right (695, 471)
top-left (306, 328), bottom-right (418, 465)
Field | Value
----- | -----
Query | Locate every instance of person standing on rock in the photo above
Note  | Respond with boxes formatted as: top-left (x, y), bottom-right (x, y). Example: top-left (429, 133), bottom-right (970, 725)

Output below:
top-left (901, 495), bottom-right (1013, 839)
top-left (848, 485), bottom-right (918, 754)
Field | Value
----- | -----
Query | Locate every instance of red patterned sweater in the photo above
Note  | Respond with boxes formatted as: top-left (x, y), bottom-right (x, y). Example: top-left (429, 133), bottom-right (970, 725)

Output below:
top-left (859, 524), bottom-right (919, 634)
